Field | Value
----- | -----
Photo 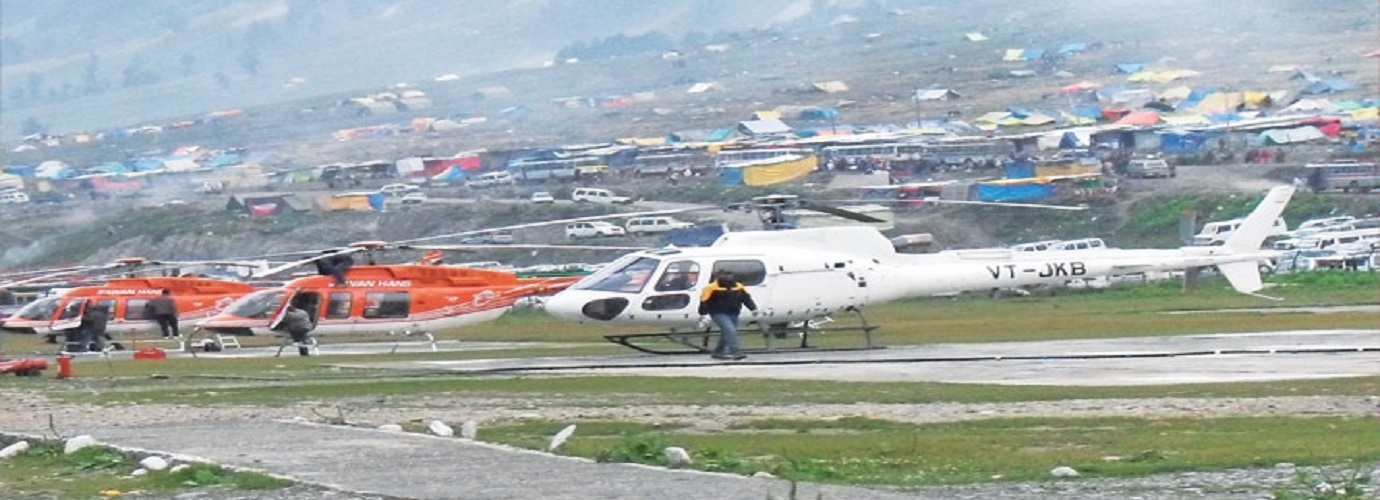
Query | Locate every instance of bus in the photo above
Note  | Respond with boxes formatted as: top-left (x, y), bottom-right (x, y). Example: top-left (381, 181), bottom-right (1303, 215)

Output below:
top-left (1304, 161), bottom-right (1380, 193)
top-left (631, 153), bottom-right (709, 176)
top-left (821, 141), bottom-right (1012, 165)
top-left (714, 148), bottom-right (814, 168)
top-left (506, 157), bottom-right (605, 182)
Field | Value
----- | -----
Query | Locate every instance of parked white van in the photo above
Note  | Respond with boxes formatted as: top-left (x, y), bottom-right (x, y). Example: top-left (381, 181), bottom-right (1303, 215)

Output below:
top-left (566, 221), bottom-right (626, 238)
top-left (464, 171), bottom-right (516, 189)
top-left (1193, 217), bottom-right (1288, 246)
top-left (0, 191), bottom-right (31, 204)
top-left (625, 217), bottom-right (694, 236)
top-left (571, 188), bottom-right (633, 205)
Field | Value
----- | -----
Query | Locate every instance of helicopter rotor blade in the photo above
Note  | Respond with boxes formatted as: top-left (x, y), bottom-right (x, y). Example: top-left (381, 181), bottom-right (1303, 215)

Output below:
top-left (819, 198), bottom-right (1089, 211)
top-left (794, 201), bottom-right (889, 223)
top-left (402, 244), bottom-right (654, 252)
top-left (250, 246), bottom-right (367, 278)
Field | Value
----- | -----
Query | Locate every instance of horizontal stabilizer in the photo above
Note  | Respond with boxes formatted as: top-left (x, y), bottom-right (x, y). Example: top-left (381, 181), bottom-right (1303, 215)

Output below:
top-left (1216, 261), bottom-right (1265, 295)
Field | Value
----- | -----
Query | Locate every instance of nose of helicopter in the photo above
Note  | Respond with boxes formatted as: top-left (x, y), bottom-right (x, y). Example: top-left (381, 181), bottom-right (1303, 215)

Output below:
top-left (544, 291), bottom-right (629, 322)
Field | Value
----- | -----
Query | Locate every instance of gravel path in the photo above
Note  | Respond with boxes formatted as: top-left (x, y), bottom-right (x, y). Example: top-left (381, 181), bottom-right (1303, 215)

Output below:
top-left (4, 388), bottom-right (1379, 499)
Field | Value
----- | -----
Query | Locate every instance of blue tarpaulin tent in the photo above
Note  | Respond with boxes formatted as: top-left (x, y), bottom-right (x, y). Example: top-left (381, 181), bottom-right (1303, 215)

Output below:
top-left (367, 193), bottom-right (386, 211)
top-left (1021, 48), bottom-right (1045, 60)
top-left (1058, 43), bottom-right (1086, 54)
top-left (1071, 104), bottom-right (1103, 119)
top-left (798, 108), bottom-right (840, 120)
top-left (1004, 161), bottom-right (1036, 179)
top-left (1115, 63), bottom-right (1144, 74)
top-left (973, 182), bottom-right (1054, 202)
top-left (705, 128), bottom-right (736, 142)
top-left (1159, 131), bottom-right (1215, 153)
top-left (718, 166), bottom-right (744, 186)
top-left (205, 153), bottom-right (240, 168)
top-left (1301, 79), bottom-right (1354, 95)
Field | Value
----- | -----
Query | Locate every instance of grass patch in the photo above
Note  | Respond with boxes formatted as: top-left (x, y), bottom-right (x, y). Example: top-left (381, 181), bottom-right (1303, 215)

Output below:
top-left (478, 416), bottom-right (1380, 487)
top-left (51, 374), bottom-right (1380, 407)
top-left (0, 441), bottom-right (290, 498)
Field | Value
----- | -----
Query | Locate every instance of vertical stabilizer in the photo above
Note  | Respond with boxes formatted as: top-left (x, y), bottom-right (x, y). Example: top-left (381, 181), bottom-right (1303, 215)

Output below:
top-left (1223, 186), bottom-right (1294, 252)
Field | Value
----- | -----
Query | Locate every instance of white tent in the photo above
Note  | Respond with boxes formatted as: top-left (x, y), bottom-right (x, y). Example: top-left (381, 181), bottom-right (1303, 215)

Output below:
top-left (1260, 126), bottom-right (1325, 144)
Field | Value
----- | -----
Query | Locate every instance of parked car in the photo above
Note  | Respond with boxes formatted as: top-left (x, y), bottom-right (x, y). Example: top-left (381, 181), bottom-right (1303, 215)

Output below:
top-left (465, 171), bottom-right (516, 189)
top-left (571, 187), bottom-right (633, 205)
top-left (460, 230), bottom-right (514, 244)
top-left (566, 221), bottom-right (626, 238)
top-left (1126, 157), bottom-right (1174, 178)
top-left (400, 192), bottom-right (428, 205)
top-left (0, 191), bottom-right (31, 204)
top-left (530, 191), bottom-right (555, 204)
top-left (381, 183), bottom-right (420, 196)
top-left (625, 216), bottom-right (694, 236)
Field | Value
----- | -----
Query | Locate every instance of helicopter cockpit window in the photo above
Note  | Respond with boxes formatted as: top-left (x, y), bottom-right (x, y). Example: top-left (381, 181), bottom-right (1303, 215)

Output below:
top-left (58, 299), bottom-right (87, 320)
top-left (582, 257), bottom-right (661, 293)
top-left (710, 260), bottom-right (767, 286)
top-left (654, 261), bottom-right (700, 292)
top-left (225, 290), bottom-right (285, 319)
top-left (14, 297), bottom-right (59, 320)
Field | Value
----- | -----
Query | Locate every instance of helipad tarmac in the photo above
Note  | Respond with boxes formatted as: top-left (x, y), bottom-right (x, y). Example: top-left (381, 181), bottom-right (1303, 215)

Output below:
top-left (337, 329), bottom-right (1380, 386)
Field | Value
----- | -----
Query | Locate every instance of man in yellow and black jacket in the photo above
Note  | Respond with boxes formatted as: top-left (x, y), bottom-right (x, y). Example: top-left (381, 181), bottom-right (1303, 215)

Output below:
top-left (698, 272), bottom-right (758, 360)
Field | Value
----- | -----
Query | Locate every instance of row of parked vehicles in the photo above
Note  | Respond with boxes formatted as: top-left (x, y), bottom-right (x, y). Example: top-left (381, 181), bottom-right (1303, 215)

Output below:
top-left (566, 216), bottom-right (695, 238)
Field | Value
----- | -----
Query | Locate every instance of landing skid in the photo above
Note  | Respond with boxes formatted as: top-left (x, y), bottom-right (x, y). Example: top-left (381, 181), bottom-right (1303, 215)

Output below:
top-left (604, 310), bottom-right (885, 355)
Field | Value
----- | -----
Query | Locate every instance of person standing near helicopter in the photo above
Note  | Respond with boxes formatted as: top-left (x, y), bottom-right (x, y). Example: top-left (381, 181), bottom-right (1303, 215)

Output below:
top-left (698, 271), bottom-right (757, 360)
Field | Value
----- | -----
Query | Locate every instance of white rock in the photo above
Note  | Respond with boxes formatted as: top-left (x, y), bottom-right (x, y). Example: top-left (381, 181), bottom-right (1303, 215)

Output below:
top-left (426, 420), bottom-right (454, 437)
top-left (1275, 462), bottom-right (1296, 469)
top-left (131, 468), bottom-right (149, 477)
top-left (548, 424), bottom-right (576, 452)
top-left (377, 424), bottom-right (403, 432)
top-left (1050, 466), bottom-right (1079, 478)
top-left (460, 421), bottom-right (478, 440)
top-left (139, 456), bottom-right (169, 471)
top-left (170, 464), bottom-right (191, 473)
top-left (0, 441), bottom-right (29, 459)
top-left (663, 447), bottom-right (691, 468)
top-left (752, 471), bottom-right (776, 479)
top-left (64, 435), bottom-right (98, 454)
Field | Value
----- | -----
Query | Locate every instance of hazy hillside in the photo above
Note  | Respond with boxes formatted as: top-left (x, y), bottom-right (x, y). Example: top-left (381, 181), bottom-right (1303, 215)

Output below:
top-left (2, 0), bottom-right (1375, 147)
top-left (0, 0), bottom-right (838, 138)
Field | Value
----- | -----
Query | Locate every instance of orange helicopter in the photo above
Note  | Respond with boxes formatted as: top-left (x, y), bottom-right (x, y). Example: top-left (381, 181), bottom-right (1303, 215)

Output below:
top-left (192, 206), bottom-right (704, 340)
top-left (0, 259), bottom-right (272, 343)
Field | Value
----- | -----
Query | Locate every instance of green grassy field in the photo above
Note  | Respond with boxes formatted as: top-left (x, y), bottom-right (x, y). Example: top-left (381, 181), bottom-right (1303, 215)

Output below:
top-left (471, 416), bottom-right (1380, 487)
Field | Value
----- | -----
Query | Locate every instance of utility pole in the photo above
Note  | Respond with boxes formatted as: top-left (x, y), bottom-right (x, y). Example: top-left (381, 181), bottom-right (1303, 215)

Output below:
top-left (912, 83), bottom-right (922, 128)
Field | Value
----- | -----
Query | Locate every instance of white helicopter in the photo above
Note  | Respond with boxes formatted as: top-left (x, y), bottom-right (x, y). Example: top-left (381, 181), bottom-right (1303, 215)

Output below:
top-left (543, 186), bottom-right (1296, 354)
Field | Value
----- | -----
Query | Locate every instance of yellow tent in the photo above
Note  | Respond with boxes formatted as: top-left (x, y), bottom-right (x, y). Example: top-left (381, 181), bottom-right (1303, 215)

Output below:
top-left (1352, 108), bottom-right (1379, 122)
top-left (753, 110), bottom-right (782, 120)
top-left (1003, 49), bottom-right (1025, 62)
top-left (740, 156), bottom-right (819, 186)
top-left (1161, 114), bottom-right (1209, 126)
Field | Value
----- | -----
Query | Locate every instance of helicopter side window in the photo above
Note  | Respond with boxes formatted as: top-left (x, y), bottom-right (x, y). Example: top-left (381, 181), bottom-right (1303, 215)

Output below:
top-left (654, 261), bottom-right (700, 292)
top-left (325, 292), bottom-right (352, 319)
top-left (58, 299), bottom-right (87, 320)
top-left (93, 299), bottom-right (116, 318)
top-left (710, 260), bottom-right (767, 286)
top-left (584, 257), bottom-right (661, 293)
top-left (364, 292), bottom-right (410, 319)
top-left (125, 299), bottom-right (151, 320)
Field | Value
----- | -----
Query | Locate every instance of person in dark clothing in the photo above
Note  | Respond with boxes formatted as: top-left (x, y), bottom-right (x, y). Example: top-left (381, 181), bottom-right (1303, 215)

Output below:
top-left (697, 272), bottom-right (758, 360)
top-left (145, 289), bottom-right (179, 338)
top-left (273, 302), bottom-right (316, 356)
top-left (314, 251), bottom-right (355, 286)
top-left (74, 303), bottom-right (111, 353)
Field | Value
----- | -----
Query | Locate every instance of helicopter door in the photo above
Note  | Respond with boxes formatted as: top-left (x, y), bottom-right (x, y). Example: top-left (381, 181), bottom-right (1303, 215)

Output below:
top-left (266, 288), bottom-right (310, 333)
top-left (50, 298), bottom-right (86, 331)
top-left (708, 259), bottom-right (772, 317)
top-left (640, 260), bottom-right (701, 319)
